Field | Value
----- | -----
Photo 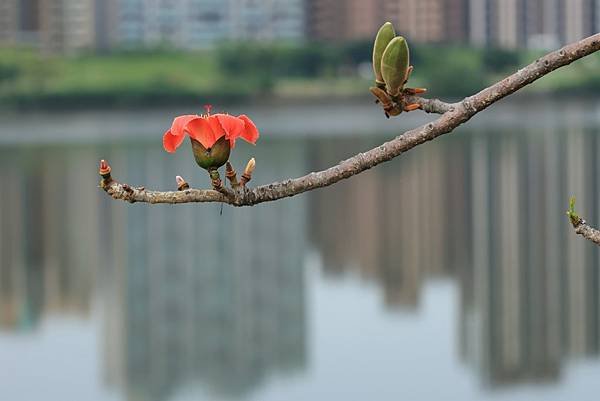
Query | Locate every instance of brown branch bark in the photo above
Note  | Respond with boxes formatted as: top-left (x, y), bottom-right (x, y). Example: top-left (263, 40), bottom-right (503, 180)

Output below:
top-left (100, 33), bottom-right (600, 206)
top-left (569, 216), bottom-right (600, 246)
top-left (573, 223), bottom-right (600, 245)
top-left (404, 95), bottom-right (456, 114)
top-left (567, 198), bottom-right (600, 246)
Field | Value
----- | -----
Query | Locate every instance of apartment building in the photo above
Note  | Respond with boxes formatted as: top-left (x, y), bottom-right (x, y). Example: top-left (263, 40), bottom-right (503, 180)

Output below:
top-left (469, 0), bottom-right (598, 49)
top-left (111, 0), bottom-right (306, 49)
top-left (1, 0), bottom-right (598, 52)
top-left (0, 0), bottom-right (41, 45)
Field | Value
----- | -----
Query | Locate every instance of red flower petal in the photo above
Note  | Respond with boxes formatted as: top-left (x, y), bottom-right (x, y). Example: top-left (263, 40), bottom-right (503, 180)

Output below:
top-left (216, 114), bottom-right (245, 137)
top-left (163, 129), bottom-right (186, 153)
top-left (238, 115), bottom-right (259, 144)
top-left (215, 114), bottom-right (245, 148)
top-left (162, 114), bottom-right (198, 153)
top-left (185, 117), bottom-right (223, 149)
top-left (171, 114), bottom-right (198, 137)
top-left (206, 115), bottom-right (225, 138)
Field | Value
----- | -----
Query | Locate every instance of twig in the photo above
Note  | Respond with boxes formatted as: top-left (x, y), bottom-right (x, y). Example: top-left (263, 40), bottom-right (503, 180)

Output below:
top-left (225, 162), bottom-right (239, 189)
top-left (404, 95), bottom-right (456, 114)
top-left (567, 197), bottom-right (600, 245)
top-left (100, 34), bottom-right (600, 207)
top-left (571, 221), bottom-right (600, 245)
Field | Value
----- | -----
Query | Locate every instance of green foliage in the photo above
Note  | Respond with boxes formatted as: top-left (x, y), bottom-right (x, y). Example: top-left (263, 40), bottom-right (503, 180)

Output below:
top-left (525, 52), bottom-right (600, 94)
top-left (413, 46), bottom-right (487, 96)
top-left (342, 40), bottom-right (372, 65)
top-left (0, 47), bottom-right (249, 108)
top-left (216, 42), bottom-right (334, 78)
top-left (0, 64), bottom-right (19, 83)
top-left (0, 42), bottom-right (599, 109)
top-left (482, 47), bottom-right (521, 73)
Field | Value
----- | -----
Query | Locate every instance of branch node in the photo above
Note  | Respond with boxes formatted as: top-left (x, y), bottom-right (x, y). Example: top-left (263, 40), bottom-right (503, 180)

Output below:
top-left (208, 169), bottom-right (223, 191)
top-left (225, 162), bottom-right (240, 188)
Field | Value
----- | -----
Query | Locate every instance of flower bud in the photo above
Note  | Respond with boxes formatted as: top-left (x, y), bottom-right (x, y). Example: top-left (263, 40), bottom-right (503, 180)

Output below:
top-left (176, 175), bottom-right (189, 191)
top-left (244, 158), bottom-right (256, 176)
top-left (190, 136), bottom-right (231, 170)
top-left (372, 22), bottom-right (396, 86)
top-left (381, 36), bottom-right (410, 97)
top-left (99, 159), bottom-right (111, 176)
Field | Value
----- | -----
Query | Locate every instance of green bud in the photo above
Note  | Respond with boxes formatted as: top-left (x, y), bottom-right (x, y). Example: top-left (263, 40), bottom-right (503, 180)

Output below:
top-left (567, 196), bottom-right (581, 227)
top-left (372, 22), bottom-right (396, 86)
top-left (381, 36), bottom-right (410, 97)
top-left (190, 136), bottom-right (231, 170)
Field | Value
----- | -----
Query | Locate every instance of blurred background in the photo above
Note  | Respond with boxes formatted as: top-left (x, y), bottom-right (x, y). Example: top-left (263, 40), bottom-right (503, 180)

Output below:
top-left (1, 0), bottom-right (600, 107)
top-left (1, 1), bottom-right (600, 401)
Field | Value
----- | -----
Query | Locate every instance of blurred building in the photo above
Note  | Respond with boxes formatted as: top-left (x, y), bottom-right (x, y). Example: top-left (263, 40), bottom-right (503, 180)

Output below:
top-left (308, 0), bottom-right (597, 48)
top-left (307, 0), bottom-right (468, 44)
top-left (307, 0), bottom-right (384, 41)
top-left (384, 0), bottom-right (445, 43)
top-left (0, 0), bottom-right (110, 52)
top-left (38, 0), bottom-right (97, 53)
top-left (469, 0), bottom-right (599, 49)
top-left (1, 0), bottom-right (598, 52)
top-left (0, 0), bottom-right (41, 45)
top-left (109, 0), bottom-right (305, 49)
top-left (0, 0), bottom-right (17, 44)
top-left (0, 0), bottom-right (305, 52)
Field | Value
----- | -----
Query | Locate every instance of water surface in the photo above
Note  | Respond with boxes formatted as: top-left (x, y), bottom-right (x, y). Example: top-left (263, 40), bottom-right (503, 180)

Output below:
top-left (1, 99), bottom-right (600, 401)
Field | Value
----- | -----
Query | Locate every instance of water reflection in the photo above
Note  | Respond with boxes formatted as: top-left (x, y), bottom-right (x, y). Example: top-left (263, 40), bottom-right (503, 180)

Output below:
top-left (1, 141), bottom-right (308, 400)
top-left (1, 110), bottom-right (600, 399)
top-left (309, 126), bottom-right (600, 387)
top-left (0, 146), bottom-right (98, 331)
top-left (463, 127), bottom-right (600, 387)
top-left (311, 136), bottom-right (469, 308)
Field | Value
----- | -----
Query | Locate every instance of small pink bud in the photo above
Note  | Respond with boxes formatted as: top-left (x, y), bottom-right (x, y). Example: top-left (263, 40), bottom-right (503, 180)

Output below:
top-left (175, 175), bottom-right (189, 191)
top-left (244, 158), bottom-right (256, 176)
top-left (240, 158), bottom-right (256, 186)
top-left (99, 159), bottom-right (111, 175)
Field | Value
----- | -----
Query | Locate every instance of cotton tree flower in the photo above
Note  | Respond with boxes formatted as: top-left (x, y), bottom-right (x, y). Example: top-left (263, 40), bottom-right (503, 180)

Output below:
top-left (162, 105), bottom-right (259, 170)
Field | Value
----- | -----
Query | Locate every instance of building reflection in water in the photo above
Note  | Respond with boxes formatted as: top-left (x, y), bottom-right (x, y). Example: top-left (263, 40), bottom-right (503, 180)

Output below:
top-left (0, 140), bottom-right (308, 401)
top-left (310, 135), bottom-right (470, 308)
top-left (461, 125), bottom-right (600, 386)
top-left (309, 127), bottom-right (600, 386)
top-left (1, 121), bottom-right (600, 397)
top-left (0, 145), bottom-right (97, 331)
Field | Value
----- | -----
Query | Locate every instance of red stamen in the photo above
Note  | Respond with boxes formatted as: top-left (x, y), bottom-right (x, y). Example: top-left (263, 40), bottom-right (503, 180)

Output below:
top-left (204, 104), bottom-right (212, 115)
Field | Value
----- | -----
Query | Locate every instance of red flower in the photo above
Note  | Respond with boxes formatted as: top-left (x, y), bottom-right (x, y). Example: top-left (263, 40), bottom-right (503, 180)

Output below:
top-left (163, 112), bottom-right (259, 153)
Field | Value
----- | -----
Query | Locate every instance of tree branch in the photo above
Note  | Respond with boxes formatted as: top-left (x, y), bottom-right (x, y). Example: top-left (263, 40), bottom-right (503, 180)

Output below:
top-left (571, 220), bottom-right (600, 246)
top-left (404, 94), bottom-right (456, 114)
top-left (567, 197), bottom-right (600, 245)
top-left (100, 34), bottom-right (600, 206)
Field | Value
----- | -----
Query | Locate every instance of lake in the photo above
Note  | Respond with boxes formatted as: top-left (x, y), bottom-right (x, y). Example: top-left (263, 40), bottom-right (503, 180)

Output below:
top-left (1, 97), bottom-right (600, 401)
